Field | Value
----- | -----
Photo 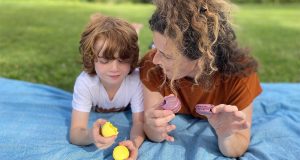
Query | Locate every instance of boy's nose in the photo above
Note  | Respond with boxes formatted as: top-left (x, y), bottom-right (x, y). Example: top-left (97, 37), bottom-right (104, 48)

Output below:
top-left (111, 60), bottom-right (120, 71)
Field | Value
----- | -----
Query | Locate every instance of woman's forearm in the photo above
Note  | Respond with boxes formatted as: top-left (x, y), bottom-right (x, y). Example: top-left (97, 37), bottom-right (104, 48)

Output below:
top-left (143, 123), bottom-right (164, 142)
top-left (70, 127), bottom-right (93, 146)
top-left (130, 122), bottom-right (145, 148)
top-left (218, 132), bottom-right (250, 157)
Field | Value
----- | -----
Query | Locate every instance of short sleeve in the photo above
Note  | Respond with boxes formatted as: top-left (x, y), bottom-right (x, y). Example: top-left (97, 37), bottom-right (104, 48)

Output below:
top-left (130, 74), bottom-right (144, 113)
top-left (226, 73), bottom-right (263, 110)
top-left (139, 49), bottom-right (165, 92)
top-left (72, 76), bottom-right (92, 112)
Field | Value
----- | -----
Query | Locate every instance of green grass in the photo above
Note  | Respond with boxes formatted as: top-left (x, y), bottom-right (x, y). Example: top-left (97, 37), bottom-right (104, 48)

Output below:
top-left (234, 4), bottom-right (300, 82)
top-left (0, 1), bottom-right (299, 92)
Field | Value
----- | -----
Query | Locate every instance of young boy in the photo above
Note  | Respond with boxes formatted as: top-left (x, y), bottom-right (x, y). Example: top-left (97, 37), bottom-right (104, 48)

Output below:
top-left (70, 13), bottom-right (144, 160)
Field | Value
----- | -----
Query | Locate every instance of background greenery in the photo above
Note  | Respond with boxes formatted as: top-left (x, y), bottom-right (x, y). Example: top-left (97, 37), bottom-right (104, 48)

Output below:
top-left (0, 0), bottom-right (299, 92)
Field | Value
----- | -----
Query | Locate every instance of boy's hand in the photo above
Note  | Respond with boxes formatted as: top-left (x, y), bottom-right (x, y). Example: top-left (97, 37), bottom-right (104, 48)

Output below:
top-left (90, 119), bottom-right (117, 149)
top-left (119, 140), bottom-right (138, 160)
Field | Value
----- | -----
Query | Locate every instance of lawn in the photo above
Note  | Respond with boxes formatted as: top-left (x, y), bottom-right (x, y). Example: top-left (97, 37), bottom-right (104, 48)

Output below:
top-left (0, 0), bottom-right (299, 92)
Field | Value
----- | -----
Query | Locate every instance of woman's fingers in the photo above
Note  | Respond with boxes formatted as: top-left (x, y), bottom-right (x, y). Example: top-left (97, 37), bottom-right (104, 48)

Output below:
top-left (152, 109), bottom-right (174, 118)
top-left (233, 111), bottom-right (246, 121)
top-left (231, 121), bottom-right (250, 131)
top-left (165, 135), bottom-right (174, 142)
top-left (212, 104), bottom-right (238, 114)
top-left (146, 109), bottom-right (175, 126)
top-left (163, 133), bottom-right (174, 142)
top-left (208, 104), bottom-right (250, 137)
top-left (144, 105), bottom-right (177, 142)
top-left (152, 113), bottom-right (175, 127)
top-left (166, 124), bottom-right (176, 132)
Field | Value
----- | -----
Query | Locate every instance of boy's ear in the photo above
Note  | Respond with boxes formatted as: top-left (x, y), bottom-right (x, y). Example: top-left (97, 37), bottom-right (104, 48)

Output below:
top-left (131, 23), bottom-right (144, 35)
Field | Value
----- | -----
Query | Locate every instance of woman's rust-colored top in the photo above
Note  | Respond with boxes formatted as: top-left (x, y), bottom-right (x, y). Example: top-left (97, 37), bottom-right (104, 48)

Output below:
top-left (139, 50), bottom-right (262, 119)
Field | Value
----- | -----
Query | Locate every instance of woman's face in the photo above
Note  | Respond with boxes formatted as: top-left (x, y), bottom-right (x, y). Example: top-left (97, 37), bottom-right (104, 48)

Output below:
top-left (152, 32), bottom-right (198, 80)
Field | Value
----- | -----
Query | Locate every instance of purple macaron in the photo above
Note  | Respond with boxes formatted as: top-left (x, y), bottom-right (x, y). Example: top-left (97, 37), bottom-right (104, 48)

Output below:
top-left (161, 94), bottom-right (181, 113)
top-left (195, 104), bottom-right (214, 115)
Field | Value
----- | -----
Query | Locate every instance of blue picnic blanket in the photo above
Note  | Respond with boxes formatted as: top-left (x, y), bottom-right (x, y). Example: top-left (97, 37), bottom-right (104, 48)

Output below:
top-left (0, 77), bottom-right (299, 160)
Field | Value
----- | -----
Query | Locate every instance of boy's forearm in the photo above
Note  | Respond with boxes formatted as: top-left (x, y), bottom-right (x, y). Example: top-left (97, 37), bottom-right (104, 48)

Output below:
top-left (130, 123), bottom-right (145, 148)
top-left (218, 132), bottom-right (250, 157)
top-left (70, 128), bottom-right (93, 146)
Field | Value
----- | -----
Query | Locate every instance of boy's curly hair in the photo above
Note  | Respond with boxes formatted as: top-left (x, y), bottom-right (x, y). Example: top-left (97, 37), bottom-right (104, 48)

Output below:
top-left (79, 13), bottom-right (139, 75)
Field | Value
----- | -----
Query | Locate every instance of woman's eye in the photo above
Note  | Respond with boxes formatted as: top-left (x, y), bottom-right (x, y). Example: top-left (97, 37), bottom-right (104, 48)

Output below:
top-left (159, 51), bottom-right (173, 60)
top-left (162, 54), bottom-right (172, 60)
top-left (164, 56), bottom-right (172, 60)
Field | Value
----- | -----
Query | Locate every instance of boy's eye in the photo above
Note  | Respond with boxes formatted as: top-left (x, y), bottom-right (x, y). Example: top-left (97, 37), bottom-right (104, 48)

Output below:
top-left (118, 58), bottom-right (130, 63)
top-left (98, 57), bottom-right (109, 64)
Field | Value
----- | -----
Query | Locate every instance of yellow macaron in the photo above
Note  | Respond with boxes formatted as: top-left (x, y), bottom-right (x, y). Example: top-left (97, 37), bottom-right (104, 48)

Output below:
top-left (113, 145), bottom-right (130, 160)
top-left (101, 121), bottom-right (118, 137)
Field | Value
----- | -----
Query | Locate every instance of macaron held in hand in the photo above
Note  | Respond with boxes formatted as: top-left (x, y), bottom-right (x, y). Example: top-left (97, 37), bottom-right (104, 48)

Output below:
top-left (101, 121), bottom-right (119, 137)
top-left (161, 94), bottom-right (181, 113)
top-left (113, 145), bottom-right (130, 160)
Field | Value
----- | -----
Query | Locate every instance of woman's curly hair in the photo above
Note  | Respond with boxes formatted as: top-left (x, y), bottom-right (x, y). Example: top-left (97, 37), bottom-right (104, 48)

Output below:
top-left (149, 0), bottom-right (258, 90)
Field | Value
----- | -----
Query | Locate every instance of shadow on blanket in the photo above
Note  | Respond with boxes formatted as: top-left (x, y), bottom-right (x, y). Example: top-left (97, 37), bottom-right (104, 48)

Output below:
top-left (0, 77), bottom-right (299, 160)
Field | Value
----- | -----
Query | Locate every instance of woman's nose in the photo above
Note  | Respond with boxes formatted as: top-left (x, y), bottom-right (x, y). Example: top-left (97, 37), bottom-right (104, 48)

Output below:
top-left (152, 50), bottom-right (161, 65)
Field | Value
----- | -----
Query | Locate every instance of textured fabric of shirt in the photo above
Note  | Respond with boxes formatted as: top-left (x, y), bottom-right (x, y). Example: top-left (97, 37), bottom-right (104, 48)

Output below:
top-left (139, 50), bottom-right (262, 119)
top-left (72, 69), bottom-right (143, 113)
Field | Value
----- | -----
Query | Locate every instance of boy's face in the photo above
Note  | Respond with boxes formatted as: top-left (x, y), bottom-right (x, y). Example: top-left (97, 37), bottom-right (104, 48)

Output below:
top-left (94, 39), bottom-right (131, 87)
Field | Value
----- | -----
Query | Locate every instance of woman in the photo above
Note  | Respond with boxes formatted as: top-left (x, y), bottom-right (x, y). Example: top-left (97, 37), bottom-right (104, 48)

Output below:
top-left (139, 0), bottom-right (262, 157)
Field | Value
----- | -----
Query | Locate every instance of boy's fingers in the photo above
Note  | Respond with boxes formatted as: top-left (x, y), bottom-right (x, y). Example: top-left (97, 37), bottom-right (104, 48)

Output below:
top-left (119, 140), bottom-right (133, 148)
top-left (97, 142), bottom-right (113, 150)
top-left (96, 135), bottom-right (117, 144)
top-left (93, 119), bottom-right (107, 128)
top-left (118, 140), bottom-right (137, 159)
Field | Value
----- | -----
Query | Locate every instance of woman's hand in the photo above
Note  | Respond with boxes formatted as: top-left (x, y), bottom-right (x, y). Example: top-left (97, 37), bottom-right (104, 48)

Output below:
top-left (207, 104), bottom-right (249, 139)
top-left (144, 103), bottom-right (176, 142)
top-left (89, 119), bottom-right (117, 149)
top-left (119, 140), bottom-right (138, 160)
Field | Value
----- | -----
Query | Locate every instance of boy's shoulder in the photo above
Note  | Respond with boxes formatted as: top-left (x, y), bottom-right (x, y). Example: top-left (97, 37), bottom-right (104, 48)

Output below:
top-left (76, 71), bottom-right (99, 86)
top-left (126, 68), bottom-right (140, 81)
top-left (123, 68), bottom-right (141, 89)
